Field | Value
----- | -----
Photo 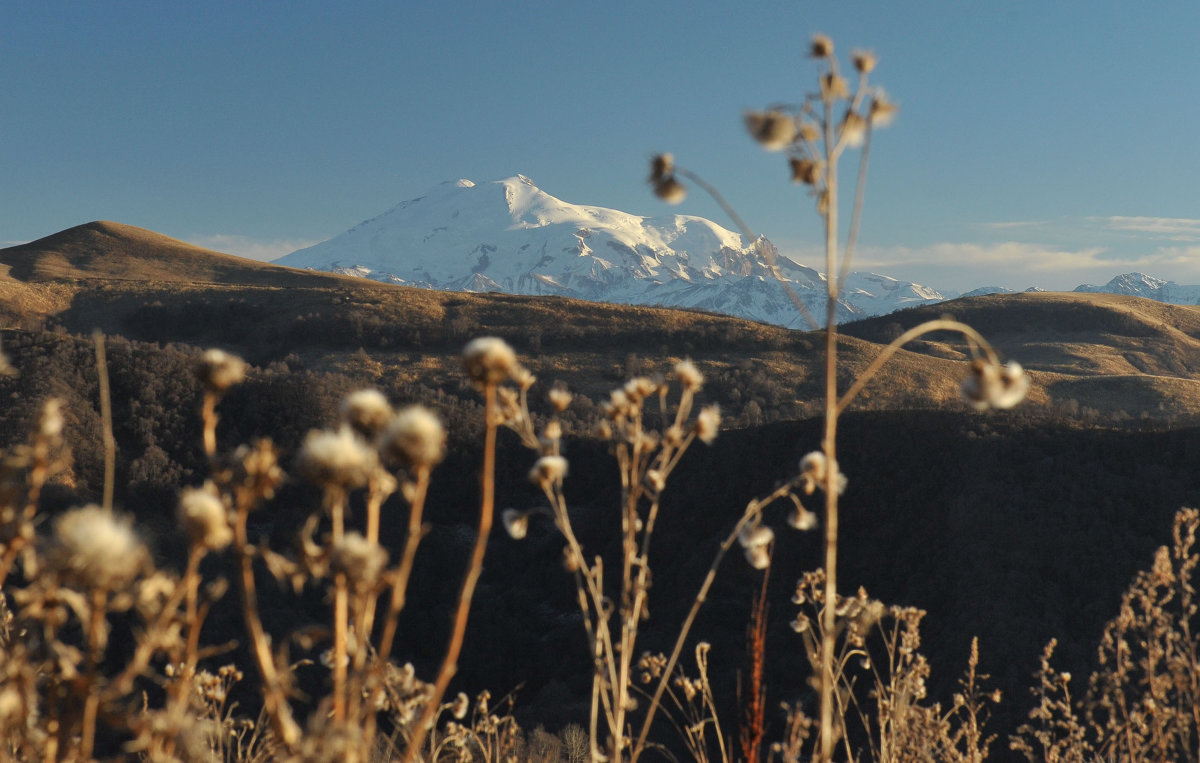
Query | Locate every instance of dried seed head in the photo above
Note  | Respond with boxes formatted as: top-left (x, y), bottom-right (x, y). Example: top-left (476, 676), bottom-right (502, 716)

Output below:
top-left (790, 157), bottom-right (822, 186)
top-left (869, 93), bottom-right (899, 127)
top-left (340, 389), bottom-right (394, 440)
top-left (788, 504), bottom-right (819, 531)
top-left (451, 692), bottom-right (470, 720)
top-left (839, 110), bottom-right (868, 148)
top-left (821, 72), bottom-right (849, 100)
top-left (548, 386), bottom-right (573, 412)
top-left (961, 359), bottom-right (1029, 411)
top-left (296, 426), bottom-right (378, 490)
top-left (529, 455), bottom-right (568, 487)
top-left (379, 406), bottom-right (446, 470)
top-left (745, 111), bottom-right (796, 151)
top-left (623, 376), bottom-right (658, 402)
top-left (462, 337), bottom-right (519, 385)
top-left (330, 532), bottom-right (388, 589)
top-left (738, 523), bottom-right (775, 550)
top-left (197, 349), bottom-right (246, 392)
top-left (810, 34), bottom-right (834, 59)
top-left (852, 50), bottom-right (877, 74)
top-left (674, 359), bottom-right (704, 391)
top-left (645, 469), bottom-right (667, 493)
top-left (52, 505), bottom-right (148, 590)
top-left (744, 545), bottom-right (771, 570)
top-left (38, 397), bottom-right (65, 439)
top-left (653, 177), bottom-right (687, 204)
top-left (649, 153), bottom-right (674, 182)
top-left (695, 405), bottom-right (720, 444)
top-left (178, 482), bottom-right (232, 551)
top-left (501, 509), bottom-right (529, 540)
top-left (798, 121), bottom-right (820, 144)
top-left (799, 451), bottom-right (847, 494)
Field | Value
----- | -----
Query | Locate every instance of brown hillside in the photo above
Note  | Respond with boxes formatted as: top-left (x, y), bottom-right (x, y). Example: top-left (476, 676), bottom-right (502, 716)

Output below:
top-left (6, 221), bottom-right (1200, 422)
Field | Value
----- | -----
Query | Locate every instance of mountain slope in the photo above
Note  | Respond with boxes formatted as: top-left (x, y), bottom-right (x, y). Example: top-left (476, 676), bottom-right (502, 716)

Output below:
top-left (275, 176), bottom-right (947, 327)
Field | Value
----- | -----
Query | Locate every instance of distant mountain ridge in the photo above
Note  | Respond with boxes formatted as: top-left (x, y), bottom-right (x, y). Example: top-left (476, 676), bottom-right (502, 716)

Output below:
top-left (274, 176), bottom-right (947, 327)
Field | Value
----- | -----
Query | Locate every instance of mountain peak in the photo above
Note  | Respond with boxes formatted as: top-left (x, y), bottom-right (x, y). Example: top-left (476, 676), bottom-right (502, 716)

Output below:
top-left (275, 177), bottom-right (947, 326)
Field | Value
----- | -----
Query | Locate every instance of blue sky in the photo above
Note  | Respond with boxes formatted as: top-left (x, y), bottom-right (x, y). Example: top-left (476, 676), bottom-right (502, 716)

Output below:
top-left (3, 1), bottom-right (1198, 292)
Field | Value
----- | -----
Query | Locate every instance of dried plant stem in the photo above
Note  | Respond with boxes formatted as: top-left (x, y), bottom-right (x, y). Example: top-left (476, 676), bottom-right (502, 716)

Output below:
top-left (201, 392), bottom-right (219, 459)
top-left (328, 490), bottom-right (349, 723)
top-left (233, 502), bottom-right (300, 750)
top-left (362, 465), bottom-right (430, 745)
top-left (632, 483), bottom-right (794, 760)
top-left (402, 382), bottom-right (498, 763)
top-left (836, 319), bottom-right (999, 416)
top-left (818, 89), bottom-right (842, 763)
top-left (79, 586), bottom-right (107, 760)
top-left (92, 331), bottom-right (115, 511)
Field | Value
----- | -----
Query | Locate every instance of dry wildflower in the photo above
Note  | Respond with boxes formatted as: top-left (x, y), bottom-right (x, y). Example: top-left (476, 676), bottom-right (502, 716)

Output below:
top-left (799, 451), bottom-right (848, 494)
top-left (788, 503), bottom-right (819, 531)
top-left (798, 121), bottom-right (820, 144)
top-left (649, 153), bottom-right (674, 182)
top-left (296, 426), bottom-right (378, 490)
top-left (739, 523), bottom-right (775, 550)
top-left (839, 110), bottom-right (868, 148)
top-left (451, 692), bottom-right (470, 720)
top-left (529, 455), bottom-right (568, 487)
top-left (542, 419), bottom-right (562, 443)
top-left (694, 405), bottom-right (720, 444)
top-left (38, 397), bottom-right (65, 439)
top-left (960, 359), bottom-right (1029, 411)
top-left (501, 509), bottom-right (529, 540)
top-left (869, 93), bottom-right (899, 127)
top-left (177, 482), bottom-right (232, 551)
top-left (51, 505), bottom-right (147, 590)
top-left (790, 157), bottom-right (822, 186)
top-left (745, 110), bottom-right (797, 151)
top-left (674, 359), bottom-right (704, 391)
top-left (653, 176), bottom-right (687, 204)
top-left (196, 348), bottom-right (246, 392)
top-left (379, 405), bottom-right (446, 470)
top-left (645, 469), bottom-right (667, 493)
top-left (810, 34), bottom-right (834, 59)
top-left (623, 376), bottom-right (658, 402)
top-left (852, 49), bottom-right (877, 74)
top-left (548, 386), bottom-right (573, 412)
top-left (339, 389), bottom-right (393, 440)
top-left (745, 545), bottom-right (771, 570)
top-left (330, 532), bottom-right (388, 589)
top-left (821, 72), bottom-right (849, 100)
top-left (462, 336), bottom-right (519, 385)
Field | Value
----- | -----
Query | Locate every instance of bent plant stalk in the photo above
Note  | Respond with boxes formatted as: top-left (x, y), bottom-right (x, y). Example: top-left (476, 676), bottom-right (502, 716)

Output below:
top-left (402, 382), bottom-right (498, 763)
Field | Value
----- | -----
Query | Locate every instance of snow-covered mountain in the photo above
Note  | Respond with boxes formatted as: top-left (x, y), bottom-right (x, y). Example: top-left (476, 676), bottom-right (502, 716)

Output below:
top-left (1073, 273), bottom-right (1200, 305)
top-left (275, 176), bottom-right (946, 327)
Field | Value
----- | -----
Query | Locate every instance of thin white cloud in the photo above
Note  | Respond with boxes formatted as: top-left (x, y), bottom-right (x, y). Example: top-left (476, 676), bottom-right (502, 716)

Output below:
top-left (855, 242), bottom-right (1110, 273)
top-left (1095, 216), bottom-right (1200, 241)
top-left (978, 220), bottom-right (1050, 230)
top-left (185, 234), bottom-right (321, 262)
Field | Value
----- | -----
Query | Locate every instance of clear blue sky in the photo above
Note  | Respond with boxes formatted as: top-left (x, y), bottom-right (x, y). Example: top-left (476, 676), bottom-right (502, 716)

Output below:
top-left (3, 1), bottom-right (1198, 292)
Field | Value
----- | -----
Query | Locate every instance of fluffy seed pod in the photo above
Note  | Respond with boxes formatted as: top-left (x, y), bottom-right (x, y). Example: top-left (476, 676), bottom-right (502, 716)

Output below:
top-left (810, 34), bottom-right (834, 59)
top-left (840, 110), bottom-right (868, 148)
top-left (451, 692), bottom-right (470, 720)
top-left (38, 398), bottom-right (65, 439)
top-left (744, 545), bottom-right (771, 570)
top-left (961, 359), bottom-right (1029, 411)
top-left (296, 426), bottom-right (378, 490)
top-left (738, 523), bottom-right (775, 550)
top-left (548, 386), bottom-right (573, 412)
top-left (340, 389), bottom-right (394, 440)
top-left (652, 177), bottom-right (687, 204)
top-left (330, 532), bottom-right (389, 589)
top-left (790, 158), bottom-right (822, 186)
top-left (502, 509), bottom-right (529, 540)
top-left (649, 153), bottom-right (674, 182)
top-left (379, 406), bottom-right (446, 470)
top-left (529, 455), bottom-right (568, 487)
top-left (178, 483), bottom-right (233, 551)
top-left (462, 337), bottom-right (519, 385)
top-left (852, 50), bottom-right (877, 74)
top-left (694, 405), bottom-right (720, 444)
top-left (196, 349), bottom-right (247, 392)
top-left (869, 93), bottom-right (899, 127)
top-left (674, 359), bottom-right (704, 391)
top-left (52, 505), bottom-right (148, 590)
top-left (821, 72), bottom-right (849, 100)
top-left (745, 111), bottom-right (796, 151)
